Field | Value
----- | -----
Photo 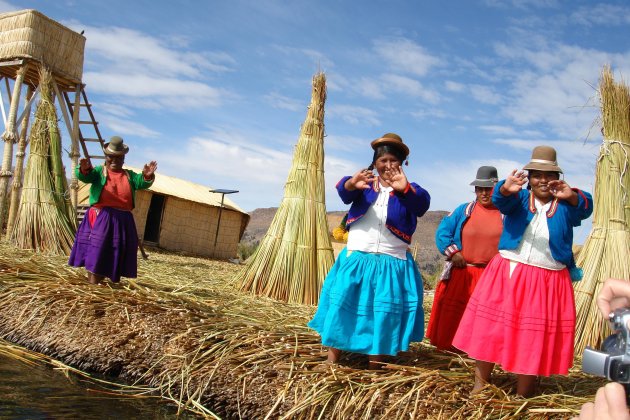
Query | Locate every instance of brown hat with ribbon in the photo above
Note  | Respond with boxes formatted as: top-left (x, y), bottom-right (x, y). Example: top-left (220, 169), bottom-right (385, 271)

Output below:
top-left (370, 132), bottom-right (410, 158)
top-left (523, 145), bottom-right (562, 173)
top-left (103, 136), bottom-right (129, 156)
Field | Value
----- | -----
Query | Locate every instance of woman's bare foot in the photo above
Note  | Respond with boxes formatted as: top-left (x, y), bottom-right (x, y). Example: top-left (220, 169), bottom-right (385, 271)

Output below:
top-left (87, 272), bottom-right (104, 285)
top-left (327, 347), bottom-right (341, 363)
top-left (516, 374), bottom-right (538, 398)
top-left (368, 355), bottom-right (385, 370)
top-left (471, 360), bottom-right (494, 395)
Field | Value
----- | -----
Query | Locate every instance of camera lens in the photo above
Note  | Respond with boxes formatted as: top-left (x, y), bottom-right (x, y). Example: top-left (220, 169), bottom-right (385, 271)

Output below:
top-left (611, 360), bottom-right (630, 383)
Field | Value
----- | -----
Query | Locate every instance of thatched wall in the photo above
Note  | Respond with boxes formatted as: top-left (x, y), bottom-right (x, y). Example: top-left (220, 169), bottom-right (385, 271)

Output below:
top-left (133, 190), bottom-right (246, 259)
top-left (0, 9), bottom-right (84, 84)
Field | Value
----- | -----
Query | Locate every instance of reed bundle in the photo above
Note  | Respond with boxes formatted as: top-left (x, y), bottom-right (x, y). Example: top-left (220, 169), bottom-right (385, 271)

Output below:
top-left (0, 243), bottom-right (608, 418)
top-left (574, 65), bottom-right (630, 352)
top-left (9, 67), bottom-right (76, 254)
top-left (237, 73), bottom-right (334, 305)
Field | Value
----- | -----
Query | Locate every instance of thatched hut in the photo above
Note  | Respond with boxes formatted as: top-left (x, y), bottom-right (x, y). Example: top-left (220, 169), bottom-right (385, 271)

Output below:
top-left (77, 169), bottom-right (250, 259)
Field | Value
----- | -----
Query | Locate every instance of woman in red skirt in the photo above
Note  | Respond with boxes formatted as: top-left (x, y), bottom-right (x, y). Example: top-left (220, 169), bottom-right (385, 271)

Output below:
top-left (426, 166), bottom-right (502, 351)
top-left (452, 146), bottom-right (593, 397)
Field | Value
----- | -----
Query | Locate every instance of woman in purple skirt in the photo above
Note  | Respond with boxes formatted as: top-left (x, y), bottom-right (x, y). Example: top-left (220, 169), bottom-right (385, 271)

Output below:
top-left (69, 136), bottom-right (157, 285)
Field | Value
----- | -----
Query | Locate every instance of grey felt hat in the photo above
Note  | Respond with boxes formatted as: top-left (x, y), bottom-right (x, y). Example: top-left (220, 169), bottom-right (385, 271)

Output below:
top-left (470, 166), bottom-right (499, 187)
top-left (103, 136), bottom-right (129, 156)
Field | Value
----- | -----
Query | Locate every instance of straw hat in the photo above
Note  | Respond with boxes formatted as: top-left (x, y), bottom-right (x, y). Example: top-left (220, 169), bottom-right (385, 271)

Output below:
top-left (523, 145), bottom-right (562, 173)
top-left (370, 133), bottom-right (409, 158)
top-left (470, 166), bottom-right (499, 187)
top-left (103, 136), bottom-right (129, 156)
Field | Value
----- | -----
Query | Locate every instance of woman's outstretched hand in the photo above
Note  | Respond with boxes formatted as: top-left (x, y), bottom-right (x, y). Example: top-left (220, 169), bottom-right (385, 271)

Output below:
top-left (387, 165), bottom-right (409, 193)
top-left (79, 158), bottom-right (93, 174)
top-left (501, 169), bottom-right (527, 195)
top-left (549, 179), bottom-right (578, 205)
top-left (345, 169), bottom-right (375, 191)
top-left (143, 161), bottom-right (158, 179)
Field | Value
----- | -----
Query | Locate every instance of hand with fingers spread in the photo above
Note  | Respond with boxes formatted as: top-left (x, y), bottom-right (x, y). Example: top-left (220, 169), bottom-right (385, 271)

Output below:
top-left (388, 165), bottom-right (409, 193)
top-left (143, 161), bottom-right (158, 180)
top-left (500, 169), bottom-right (527, 195)
top-left (344, 169), bottom-right (375, 191)
top-left (549, 179), bottom-right (578, 205)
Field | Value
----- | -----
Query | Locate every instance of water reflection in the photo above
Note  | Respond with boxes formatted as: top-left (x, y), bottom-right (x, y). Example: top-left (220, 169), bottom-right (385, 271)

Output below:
top-left (0, 352), bottom-right (200, 419)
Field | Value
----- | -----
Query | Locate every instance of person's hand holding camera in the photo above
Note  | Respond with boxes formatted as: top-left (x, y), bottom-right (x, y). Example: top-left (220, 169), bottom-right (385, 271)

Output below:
top-left (575, 278), bottom-right (630, 419)
top-left (598, 279), bottom-right (630, 321)
top-left (576, 382), bottom-right (630, 419)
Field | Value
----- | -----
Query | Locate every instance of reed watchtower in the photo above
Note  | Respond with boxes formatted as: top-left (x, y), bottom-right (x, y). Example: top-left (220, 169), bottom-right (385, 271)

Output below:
top-left (0, 9), bottom-right (105, 236)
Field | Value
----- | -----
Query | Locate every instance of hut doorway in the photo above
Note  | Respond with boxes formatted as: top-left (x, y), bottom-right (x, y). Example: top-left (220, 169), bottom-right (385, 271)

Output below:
top-left (143, 194), bottom-right (165, 244)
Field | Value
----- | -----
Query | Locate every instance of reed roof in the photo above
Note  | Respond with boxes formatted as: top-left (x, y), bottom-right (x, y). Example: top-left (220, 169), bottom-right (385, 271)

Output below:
top-left (77, 166), bottom-right (248, 215)
top-left (0, 9), bottom-right (85, 87)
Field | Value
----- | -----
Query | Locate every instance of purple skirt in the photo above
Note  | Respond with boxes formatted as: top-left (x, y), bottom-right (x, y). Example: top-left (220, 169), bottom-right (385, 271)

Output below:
top-left (68, 207), bottom-right (139, 282)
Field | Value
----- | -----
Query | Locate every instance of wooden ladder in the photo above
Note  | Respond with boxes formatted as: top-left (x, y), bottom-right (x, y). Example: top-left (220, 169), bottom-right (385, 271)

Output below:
top-left (62, 86), bottom-right (106, 164)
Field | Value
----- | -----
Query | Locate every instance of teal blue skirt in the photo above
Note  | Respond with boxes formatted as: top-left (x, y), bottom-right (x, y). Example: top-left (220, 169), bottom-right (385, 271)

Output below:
top-left (308, 248), bottom-right (424, 356)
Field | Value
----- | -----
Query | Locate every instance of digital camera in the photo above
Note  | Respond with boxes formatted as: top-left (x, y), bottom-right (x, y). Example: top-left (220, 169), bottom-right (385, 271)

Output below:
top-left (582, 308), bottom-right (630, 403)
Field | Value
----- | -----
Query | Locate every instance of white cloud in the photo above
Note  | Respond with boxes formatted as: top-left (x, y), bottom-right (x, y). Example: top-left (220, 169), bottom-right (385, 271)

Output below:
top-left (0, 1), bottom-right (18, 12)
top-left (480, 125), bottom-right (517, 135)
top-left (373, 38), bottom-right (441, 77)
top-left (381, 74), bottom-right (440, 103)
top-left (355, 77), bottom-right (385, 100)
top-left (483, 0), bottom-right (560, 9)
top-left (99, 115), bottom-right (160, 139)
top-left (491, 41), bottom-right (630, 139)
top-left (84, 72), bottom-right (227, 109)
top-left (445, 80), bottom-right (465, 92)
top-left (75, 25), bottom-right (235, 78)
top-left (410, 108), bottom-right (447, 120)
top-left (272, 45), bottom-right (334, 69)
top-left (470, 84), bottom-right (502, 105)
top-left (264, 92), bottom-right (304, 112)
top-left (63, 23), bottom-right (239, 112)
top-left (328, 104), bottom-right (381, 126)
top-left (570, 4), bottom-right (630, 26)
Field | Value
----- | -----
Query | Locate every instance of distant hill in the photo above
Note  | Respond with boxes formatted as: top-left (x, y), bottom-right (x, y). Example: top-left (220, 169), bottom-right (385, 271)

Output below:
top-left (240, 207), bottom-right (448, 277)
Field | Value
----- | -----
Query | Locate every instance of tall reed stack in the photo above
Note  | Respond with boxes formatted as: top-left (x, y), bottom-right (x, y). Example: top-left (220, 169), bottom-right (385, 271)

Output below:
top-left (9, 67), bottom-right (76, 254)
top-left (574, 65), bottom-right (630, 352)
top-left (237, 73), bottom-right (334, 305)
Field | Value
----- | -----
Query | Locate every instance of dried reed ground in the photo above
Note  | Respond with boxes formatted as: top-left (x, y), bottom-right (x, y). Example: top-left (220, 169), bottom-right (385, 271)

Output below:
top-left (0, 242), bottom-right (606, 419)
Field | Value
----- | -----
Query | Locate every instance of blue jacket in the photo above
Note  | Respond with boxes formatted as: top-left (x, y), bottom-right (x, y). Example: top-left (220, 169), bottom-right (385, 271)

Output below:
top-left (336, 176), bottom-right (430, 244)
top-left (492, 179), bottom-right (593, 274)
top-left (435, 201), bottom-right (477, 257)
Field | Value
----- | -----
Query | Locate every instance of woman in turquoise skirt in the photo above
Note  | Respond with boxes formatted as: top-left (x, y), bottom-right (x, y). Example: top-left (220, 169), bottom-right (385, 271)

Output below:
top-left (309, 133), bottom-right (430, 369)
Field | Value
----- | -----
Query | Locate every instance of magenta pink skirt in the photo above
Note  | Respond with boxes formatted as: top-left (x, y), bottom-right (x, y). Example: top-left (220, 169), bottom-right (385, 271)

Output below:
top-left (452, 254), bottom-right (575, 376)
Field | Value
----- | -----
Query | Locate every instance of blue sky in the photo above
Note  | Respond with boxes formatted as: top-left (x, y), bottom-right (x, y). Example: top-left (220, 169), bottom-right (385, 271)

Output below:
top-left (2, 0), bottom-right (629, 241)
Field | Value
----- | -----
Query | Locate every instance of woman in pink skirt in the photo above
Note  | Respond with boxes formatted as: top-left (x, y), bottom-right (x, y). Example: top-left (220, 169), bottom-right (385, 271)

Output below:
top-left (452, 145), bottom-right (593, 397)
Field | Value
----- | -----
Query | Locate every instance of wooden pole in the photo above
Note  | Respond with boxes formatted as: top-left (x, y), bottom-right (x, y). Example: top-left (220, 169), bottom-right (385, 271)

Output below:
top-left (0, 64), bottom-right (26, 234)
top-left (6, 85), bottom-right (33, 238)
top-left (70, 84), bottom-right (81, 213)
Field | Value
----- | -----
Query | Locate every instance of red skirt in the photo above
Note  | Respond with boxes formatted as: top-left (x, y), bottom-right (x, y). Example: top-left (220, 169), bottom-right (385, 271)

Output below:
top-left (426, 265), bottom-right (485, 351)
top-left (452, 254), bottom-right (575, 376)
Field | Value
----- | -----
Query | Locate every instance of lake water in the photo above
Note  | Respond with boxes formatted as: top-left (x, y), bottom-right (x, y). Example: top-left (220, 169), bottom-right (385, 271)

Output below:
top-left (0, 352), bottom-right (201, 419)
